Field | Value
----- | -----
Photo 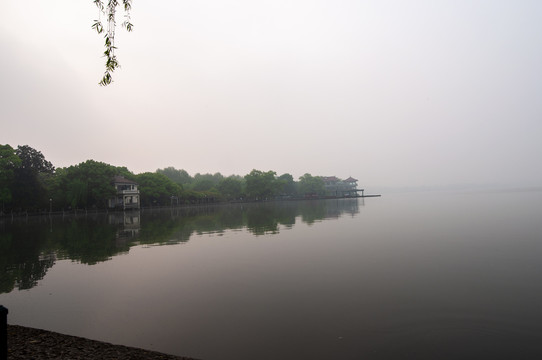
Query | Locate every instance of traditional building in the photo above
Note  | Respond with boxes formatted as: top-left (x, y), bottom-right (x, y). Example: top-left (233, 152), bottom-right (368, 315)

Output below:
top-left (321, 176), bottom-right (363, 197)
top-left (108, 176), bottom-right (140, 210)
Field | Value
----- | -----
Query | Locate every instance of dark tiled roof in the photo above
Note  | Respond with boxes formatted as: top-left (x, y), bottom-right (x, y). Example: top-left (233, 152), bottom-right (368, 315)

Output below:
top-left (321, 176), bottom-right (340, 182)
top-left (112, 175), bottom-right (138, 184)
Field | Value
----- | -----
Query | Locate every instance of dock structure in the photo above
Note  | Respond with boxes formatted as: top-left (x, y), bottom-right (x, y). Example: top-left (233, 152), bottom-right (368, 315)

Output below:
top-left (318, 176), bottom-right (381, 198)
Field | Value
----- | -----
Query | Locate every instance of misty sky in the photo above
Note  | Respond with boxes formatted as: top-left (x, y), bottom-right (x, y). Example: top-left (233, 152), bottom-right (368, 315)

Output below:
top-left (1, 0), bottom-right (541, 188)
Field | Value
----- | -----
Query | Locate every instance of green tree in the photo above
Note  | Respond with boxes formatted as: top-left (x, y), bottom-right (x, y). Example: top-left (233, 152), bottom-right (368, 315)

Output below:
top-left (11, 145), bottom-right (55, 211)
top-left (51, 160), bottom-right (123, 209)
top-left (217, 176), bottom-right (245, 201)
top-left (156, 167), bottom-right (193, 186)
top-left (192, 178), bottom-right (215, 192)
top-left (65, 178), bottom-right (88, 208)
top-left (276, 173), bottom-right (297, 196)
top-left (136, 172), bottom-right (183, 206)
top-left (244, 169), bottom-right (279, 200)
top-left (298, 173), bottom-right (325, 196)
top-left (0, 144), bottom-right (22, 212)
top-left (15, 146), bottom-right (54, 174)
top-left (191, 172), bottom-right (223, 192)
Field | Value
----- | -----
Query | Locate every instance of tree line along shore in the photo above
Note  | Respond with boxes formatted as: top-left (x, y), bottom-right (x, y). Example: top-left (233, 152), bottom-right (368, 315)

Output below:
top-left (1, 144), bottom-right (361, 215)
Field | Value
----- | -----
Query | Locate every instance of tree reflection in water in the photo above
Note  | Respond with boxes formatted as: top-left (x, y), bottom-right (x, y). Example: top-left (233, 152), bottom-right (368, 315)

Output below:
top-left (0, 198), bottom-right (361, 293)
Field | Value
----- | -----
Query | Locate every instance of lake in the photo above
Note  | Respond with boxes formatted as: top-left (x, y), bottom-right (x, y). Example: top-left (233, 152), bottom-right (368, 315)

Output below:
top-left (1, 189), bottom-right (542, 359)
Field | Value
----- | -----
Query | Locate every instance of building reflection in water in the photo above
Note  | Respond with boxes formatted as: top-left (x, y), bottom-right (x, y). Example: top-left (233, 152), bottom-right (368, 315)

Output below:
top-left (108, 211), bottom-right (141, 244)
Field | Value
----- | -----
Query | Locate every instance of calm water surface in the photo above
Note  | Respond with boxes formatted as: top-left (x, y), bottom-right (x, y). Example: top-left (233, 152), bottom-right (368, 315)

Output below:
top-left (1, 190), bottom-right (542, 359)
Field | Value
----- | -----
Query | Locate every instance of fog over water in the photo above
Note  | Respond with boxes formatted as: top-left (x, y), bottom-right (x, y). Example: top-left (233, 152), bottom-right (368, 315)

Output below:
top-left (2, 190), bottom-right (542, 359)
top-left (2, 1), bottom-right (542, 188)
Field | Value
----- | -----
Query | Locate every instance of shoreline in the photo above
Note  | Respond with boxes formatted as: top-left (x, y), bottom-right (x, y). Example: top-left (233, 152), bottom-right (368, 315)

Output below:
top-left (0, 194), bottom-right (381, 219)
top-left (7, 324), bottom-right (200, 360)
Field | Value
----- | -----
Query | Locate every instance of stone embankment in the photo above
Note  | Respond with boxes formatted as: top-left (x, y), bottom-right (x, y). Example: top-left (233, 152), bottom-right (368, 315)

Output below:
top-left (7, 325), bottom-right (199, 360)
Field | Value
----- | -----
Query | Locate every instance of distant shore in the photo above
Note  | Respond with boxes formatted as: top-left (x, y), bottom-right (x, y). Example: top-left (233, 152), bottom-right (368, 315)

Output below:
top-left (7, 324), bottom-right (199, 360)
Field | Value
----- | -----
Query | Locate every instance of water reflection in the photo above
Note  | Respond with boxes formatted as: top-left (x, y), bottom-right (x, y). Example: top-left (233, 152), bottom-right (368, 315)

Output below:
top-left (0, 199), bottom-right (361, 293)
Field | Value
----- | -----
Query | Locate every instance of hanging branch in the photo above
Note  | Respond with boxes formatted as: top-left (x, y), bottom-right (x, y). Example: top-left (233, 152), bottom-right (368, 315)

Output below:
top-left (92, 0), bottom-right (133, 86)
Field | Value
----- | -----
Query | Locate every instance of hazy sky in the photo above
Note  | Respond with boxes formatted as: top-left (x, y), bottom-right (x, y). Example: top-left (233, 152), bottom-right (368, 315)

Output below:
top-left (1, 0), bottom-right (541, 187)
